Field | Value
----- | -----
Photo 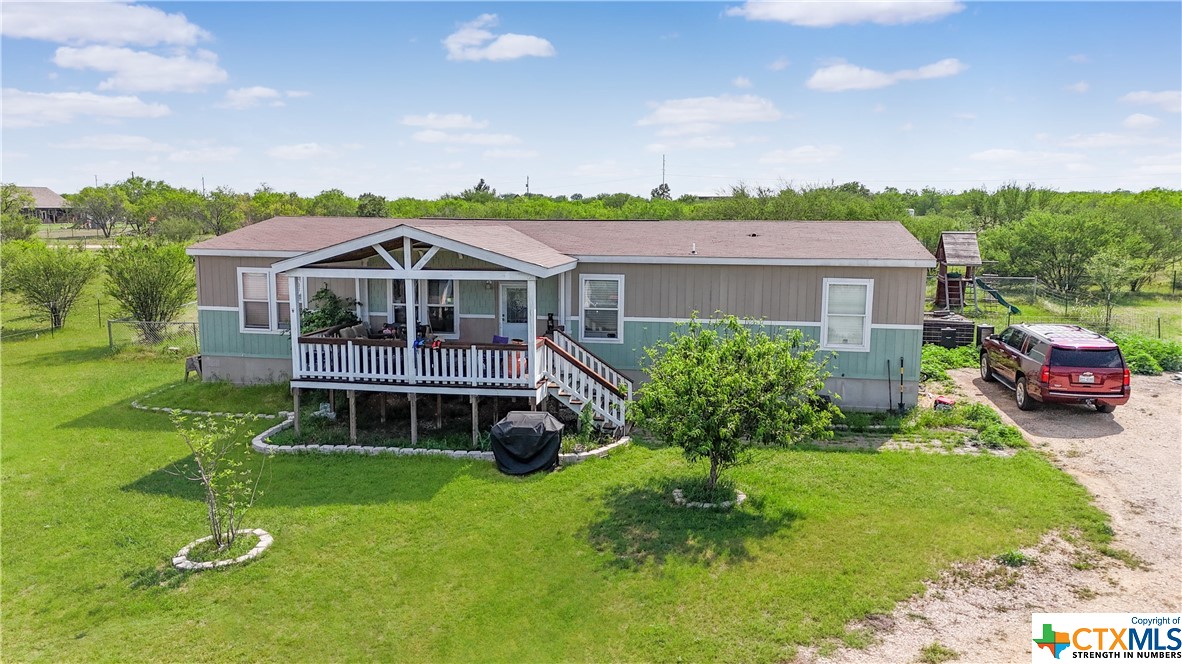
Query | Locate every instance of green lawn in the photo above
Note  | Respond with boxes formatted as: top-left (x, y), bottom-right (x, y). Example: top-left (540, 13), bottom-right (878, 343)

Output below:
top-left (1, 295), bottom-right (1112, 662)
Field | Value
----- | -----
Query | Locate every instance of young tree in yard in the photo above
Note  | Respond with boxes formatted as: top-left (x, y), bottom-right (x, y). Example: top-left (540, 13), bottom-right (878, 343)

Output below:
top-left (102, 241), bottom-right (196, 324)
top-left (171, 414), bottom-right (265, 552)
top-left (2, 241), bottom-right (98, 327)
top-left (68, 185), bottom-right (129, 238)
top-left (633, 316), bottom-right (841, 491)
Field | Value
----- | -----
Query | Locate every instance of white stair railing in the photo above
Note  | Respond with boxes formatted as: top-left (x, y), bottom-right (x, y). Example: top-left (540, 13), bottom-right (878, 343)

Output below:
top-left (538, 337), bottom-right (629, 429)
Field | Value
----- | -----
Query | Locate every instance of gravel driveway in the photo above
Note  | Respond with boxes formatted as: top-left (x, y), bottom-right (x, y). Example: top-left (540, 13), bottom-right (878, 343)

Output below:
top-left (813, 370), bottom-right (1182, 663)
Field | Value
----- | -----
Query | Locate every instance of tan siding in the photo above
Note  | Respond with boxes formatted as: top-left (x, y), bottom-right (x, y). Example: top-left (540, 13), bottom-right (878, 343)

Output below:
top-left (568, 263), bottom-right (924, 326)
top-left (196, 256), bottom-right (282, 307)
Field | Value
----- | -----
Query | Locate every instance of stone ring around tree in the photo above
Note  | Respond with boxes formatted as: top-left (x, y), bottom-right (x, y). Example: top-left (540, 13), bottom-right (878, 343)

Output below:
top-left (172, 528), bottom-right (273, 571)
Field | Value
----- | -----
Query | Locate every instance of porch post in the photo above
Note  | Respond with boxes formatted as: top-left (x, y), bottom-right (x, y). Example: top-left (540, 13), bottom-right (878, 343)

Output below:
top-left (558, 271), bottom-right (567, 332)
top-left (527, 277), bottom-right (538, 387)
top-left (435, 394), bottom-right (443, 429)
top-left (292, 387), bottom-right (301, 437)
top-left (348, 390), bottom-right (357, 444)
top-left (409, 393), bottom-right (419, 445)
top-left (470, 395), bottom-right (479, 447)
top-left (288, 276), bottom-right (301, 378)
top-left (403, 238), bottom-right (417, 386)
top-left (379, 393), bottom-right (386, 423)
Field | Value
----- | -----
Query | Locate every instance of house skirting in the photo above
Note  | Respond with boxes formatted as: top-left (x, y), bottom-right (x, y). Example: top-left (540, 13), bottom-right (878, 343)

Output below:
top-left (201, 355), bottom-right (292, 385)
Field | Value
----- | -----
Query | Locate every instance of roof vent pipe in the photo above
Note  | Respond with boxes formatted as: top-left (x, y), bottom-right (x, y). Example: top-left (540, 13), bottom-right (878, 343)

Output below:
top-left (690, 242), bottom-right (697, 255)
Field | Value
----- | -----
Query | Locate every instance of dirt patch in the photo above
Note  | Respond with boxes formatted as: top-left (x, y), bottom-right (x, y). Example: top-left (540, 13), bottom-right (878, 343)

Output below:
top-left (806, 371), bottom-right (1181, 663)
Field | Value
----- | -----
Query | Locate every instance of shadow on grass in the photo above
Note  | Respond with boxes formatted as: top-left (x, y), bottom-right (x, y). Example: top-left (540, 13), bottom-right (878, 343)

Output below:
top-left (59, 400), bottom-right (178, 432)
top-left (123, 452), bottom-right (471, 506)
top-left (16, 344), bottom-right (121, 367)
top-left (586, 478), bottom-right (799, 570)
top-left (125, 561), bottom-right (189, 591)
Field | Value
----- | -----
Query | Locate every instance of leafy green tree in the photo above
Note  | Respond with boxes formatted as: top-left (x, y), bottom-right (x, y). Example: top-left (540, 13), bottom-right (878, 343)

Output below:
top-left (102, 241), bottom-right (196, 323)
top-left (1, 184), bottom-right (38, 241)
top-left (982, 211), bottom-right (1112, 292)
top-left (309, 188), bottom-right (358, 216)
top-left (1088, 250), bottom-right (1135, 331)
top-left (650, 183), bottom-right (671, 200)
top-left (356, 192), bottom-right (389, 217)
top-left (300, 284), bottom-right (359, 333)
top-left (246, 184), bottom-right (306, 224)
top-left (459, 179), bottom-right (496, 203)
top-left (633, 315), bottom-right (840, 491)
top-left (3, 240), bottom-right (99, 327)
top-left (68, 185), bottom-right (129, 238)
top-left (201, 187), bottom-right (244, 236)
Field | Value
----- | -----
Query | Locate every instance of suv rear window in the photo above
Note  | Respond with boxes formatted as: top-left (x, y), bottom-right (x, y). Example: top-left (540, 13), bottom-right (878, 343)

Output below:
top-left (1049, 348), bottom-right (1123, 368)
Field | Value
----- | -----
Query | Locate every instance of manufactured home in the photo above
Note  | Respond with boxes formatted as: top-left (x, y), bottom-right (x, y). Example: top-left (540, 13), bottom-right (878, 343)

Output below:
top-left (187, 217), bottom-right (935, 427)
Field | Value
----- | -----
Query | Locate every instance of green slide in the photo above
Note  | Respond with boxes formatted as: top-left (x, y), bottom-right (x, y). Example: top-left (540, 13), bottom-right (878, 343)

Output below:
top-left (975, 278), bottom-right (1021, 314)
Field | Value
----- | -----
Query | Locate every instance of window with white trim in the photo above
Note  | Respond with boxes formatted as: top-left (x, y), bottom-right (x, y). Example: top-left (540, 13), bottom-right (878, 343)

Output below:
top-left (424, 279), bottom-right (457, 336)
top-left (238, 268), bottom-right (288, 333)
top-left (580, 274), bottom-right (624, 343)
top-left (389, 280), bottom-right (408, 327)
top-left (821, 278), bottom-right (873, 352)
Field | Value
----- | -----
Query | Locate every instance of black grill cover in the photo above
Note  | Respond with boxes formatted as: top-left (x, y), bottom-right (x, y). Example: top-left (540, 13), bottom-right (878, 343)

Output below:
top-left (490, 411), bottom-right (563, 475)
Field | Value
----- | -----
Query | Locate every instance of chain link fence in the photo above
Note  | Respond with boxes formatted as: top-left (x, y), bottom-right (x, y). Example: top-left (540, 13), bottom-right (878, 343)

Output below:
top-left (108, 319), bottom-right (199, 354)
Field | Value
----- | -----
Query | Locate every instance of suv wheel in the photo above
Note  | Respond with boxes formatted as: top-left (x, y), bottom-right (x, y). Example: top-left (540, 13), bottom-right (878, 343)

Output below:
top-left (980, 352), bottom-right (996, 382)
top-left (1015, 377), bottom-right (1038, 411)
top-left (1095, 403), bottom-right (1116, 414)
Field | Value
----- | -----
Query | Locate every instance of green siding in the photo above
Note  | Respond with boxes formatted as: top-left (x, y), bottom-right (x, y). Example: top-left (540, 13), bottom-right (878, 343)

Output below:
top-left (460, 281), bottom-right (494, 316)
top-left (199, 309), bottom-right (292, 359)
top-left (577, 322), bottom-right (921, 382)
top-left (536, 276), bottom-right (560, 317)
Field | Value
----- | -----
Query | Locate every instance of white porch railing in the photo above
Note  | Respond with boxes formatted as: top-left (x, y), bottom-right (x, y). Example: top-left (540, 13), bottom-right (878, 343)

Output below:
top-left (295, 337), bottom-right (532, 388)
top-left (552, 329), bottom-right (634, 396)
top-left (538, 337), bottom-right (629, 429)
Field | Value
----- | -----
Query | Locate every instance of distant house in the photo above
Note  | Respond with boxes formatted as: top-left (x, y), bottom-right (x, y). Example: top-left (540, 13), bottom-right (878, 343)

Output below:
top-left (186, 217), bottom-right (935, 423)
top-left (17, 186), bottom-right (69, 223)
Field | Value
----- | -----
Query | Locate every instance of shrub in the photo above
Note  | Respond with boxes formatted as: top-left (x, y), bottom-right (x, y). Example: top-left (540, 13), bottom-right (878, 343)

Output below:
top-left (2, 240), bottom-right (99, 327)
top-left (921, 344), bottom-right (980, 382)
top-left (300, 284), bottom-right (359, 333)
top-left (978, 423), bottom-right (1026, 449)
top-left (1124, 349), bottom-right (1162, 375)
top-left (996, 550), bottom-right (1032, 567)
top-left (1111, 333), bottom-right (1182, 374)
top-left (102, 241), bottom-right (196, 323)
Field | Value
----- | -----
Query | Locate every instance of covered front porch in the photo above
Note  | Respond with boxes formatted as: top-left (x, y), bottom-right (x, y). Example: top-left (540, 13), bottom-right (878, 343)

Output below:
top-left (272, 223), bottom-right (631, 443)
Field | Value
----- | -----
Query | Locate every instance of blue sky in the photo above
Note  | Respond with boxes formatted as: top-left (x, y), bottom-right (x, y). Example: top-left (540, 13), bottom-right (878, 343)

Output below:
top-left (3, 1), bottom-right (1180, 198)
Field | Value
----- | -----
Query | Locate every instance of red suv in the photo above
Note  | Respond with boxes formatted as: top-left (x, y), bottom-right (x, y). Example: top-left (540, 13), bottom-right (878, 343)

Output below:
top-left (980, 323), bottom-right (1130, 412)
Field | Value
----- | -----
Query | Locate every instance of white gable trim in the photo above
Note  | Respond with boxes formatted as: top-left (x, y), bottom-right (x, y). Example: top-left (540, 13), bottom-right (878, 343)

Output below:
top-left (270, 224), bottom-right (576, 278)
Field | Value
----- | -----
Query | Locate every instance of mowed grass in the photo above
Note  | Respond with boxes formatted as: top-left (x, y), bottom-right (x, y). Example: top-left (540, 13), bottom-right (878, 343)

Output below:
top-left (2, 294), bottom-right (1111, 662)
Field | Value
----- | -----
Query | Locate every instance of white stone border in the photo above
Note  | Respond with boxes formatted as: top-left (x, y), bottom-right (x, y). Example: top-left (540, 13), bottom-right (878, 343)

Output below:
top-left (672, 488), bottom-right (748, 510)
top-left (131, 384), bottom-right (286, 421)
top-left (249, 414), bottom-right (629, 463)
top-left (173, 528), bottom-right (272, 571)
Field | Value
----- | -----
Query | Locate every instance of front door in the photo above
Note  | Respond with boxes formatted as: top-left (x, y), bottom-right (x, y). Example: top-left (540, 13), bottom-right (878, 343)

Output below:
top-left (499, 283), bottom-right (529, 341)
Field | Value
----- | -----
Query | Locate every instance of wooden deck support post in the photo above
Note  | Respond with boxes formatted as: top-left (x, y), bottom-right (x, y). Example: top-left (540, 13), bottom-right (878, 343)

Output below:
top-left (292, 387), bottom-right (301, 437)
top-left (409, 393), bottom-right (418, 446)
top-left (347, 390), bottom-right (357, 444)
top-left (329, 389), bottom-right (336, 411)
top-left (470, 395), bottom-right (479, 448)
top-left (436, 394), bottom-right (443, 429)
top-left (379, 393), bottom-right (386, 423)
top-left (529, 396), bottom-right (537, 411)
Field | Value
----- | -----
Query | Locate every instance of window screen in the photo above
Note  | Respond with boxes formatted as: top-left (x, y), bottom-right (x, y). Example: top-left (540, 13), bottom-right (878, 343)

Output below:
top-left (823, 281), bottom-right (870, 348)
top-left (582, 277), bottom-right (622, 340)
top-left (241, 271), bottom-right (270, 329)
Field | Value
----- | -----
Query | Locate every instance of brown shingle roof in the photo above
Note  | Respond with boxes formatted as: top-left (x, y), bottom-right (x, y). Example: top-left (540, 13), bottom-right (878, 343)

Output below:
top-left (423, 224), bottom-right (574, 270)
top-left (190, 217), bottom-right (935, 264)
top-left (17, 186), bottom-right (67, 209)
top-left (937, 231), bottom-right (982, 266)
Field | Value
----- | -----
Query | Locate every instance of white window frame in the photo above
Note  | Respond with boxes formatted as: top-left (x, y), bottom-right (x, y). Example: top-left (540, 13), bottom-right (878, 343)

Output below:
top-left (579, 274), bottom-right (624, 344)
top-left (237, 267), bottom-right (287, 335)
top-left (419, 279), bottom-right (459, 339)
top-left (820, 277), bottom-right (873, 352)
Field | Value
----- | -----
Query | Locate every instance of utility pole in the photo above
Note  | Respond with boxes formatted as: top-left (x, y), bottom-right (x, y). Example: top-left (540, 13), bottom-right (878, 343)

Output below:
top-left (662, 154), bottom-right (666, 185)
top-left (201, 176), bottom-right (206, 196)
top-left (525, 176), bottom-right (530, 195)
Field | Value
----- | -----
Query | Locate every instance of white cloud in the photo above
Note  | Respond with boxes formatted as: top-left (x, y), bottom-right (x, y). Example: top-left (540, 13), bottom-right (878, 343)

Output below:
top-left (168, 146), bottom-right (239, 163)
top-left (411, 129), bottom-right (520, 146)
top-left (1058, 132), bottom-right (1169, 149)
top-left (483, 149), bottom-right (540, 159)
top-left (969, 149), bottom-right (1084, 165)
top-left (285, 90), bottom-right (311, 98)
top-left (656, 122), bottom-right (722, 137)
top-left (732, 76), bottom-right (753, 89)
top-left (1064, 80), bottom-right (1090, 94)
top-left (53, 46), bottom-right (227, 93)
top-left (1120, 90), bottom-right (1182, 113)
top-left (401, 113), bottom-right (490, 130)
top-left (953, 112), bottom-right (976, 120)
top-left (1, 1), bottom-right (209, 47)
top-left (2, 88), bottom-right (170, 127)
top-left (638, 94), bottom-right (781, 128)
top-left (759, 145), bottom-right (842, 164)
top-left (767, 57), bottom-right (790, 71)
top-left (726, 1), bottom-right (963, 27)
top-left (806, 58), bottom-right (967, 92)
top-left (52, 134), bottom-right (170, 152)
top-left (267, 143), bottom-right (332, 160)
top-left (1132, 152), bottom-right (1182, 176)
top-left (1068, 54), bottom-right (1091, 64)
top-left (1123, 113), bottom-right (1161, 130)
top-left (219, 86), bottom-right (284, 110)
top-left (443, 14), bottom-right (555, 62)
